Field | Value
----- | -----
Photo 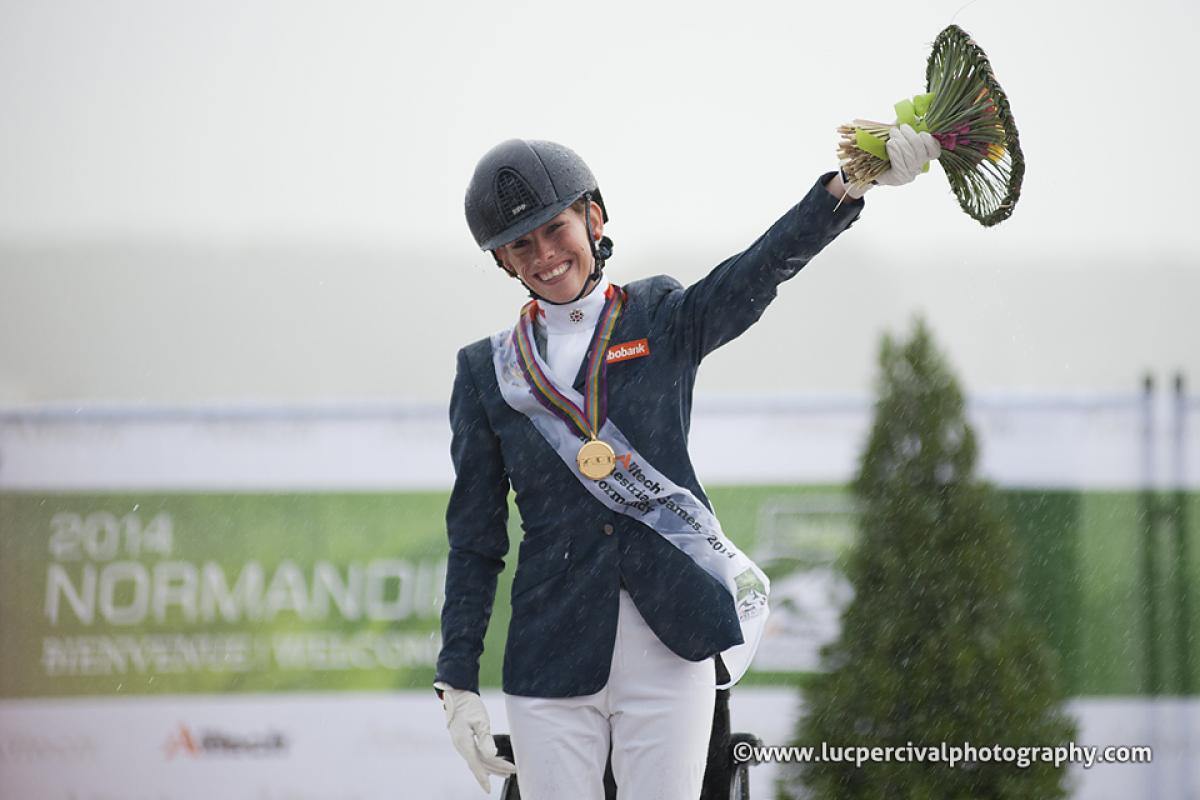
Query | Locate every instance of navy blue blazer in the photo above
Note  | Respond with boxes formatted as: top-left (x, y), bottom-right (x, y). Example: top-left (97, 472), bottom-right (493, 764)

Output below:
top-left (436, 174), bottom-right (863, 697)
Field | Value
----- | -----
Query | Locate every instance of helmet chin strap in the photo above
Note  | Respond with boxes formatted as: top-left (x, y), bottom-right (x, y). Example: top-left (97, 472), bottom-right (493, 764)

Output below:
top-left (510, 192), bottom-right (614, 306)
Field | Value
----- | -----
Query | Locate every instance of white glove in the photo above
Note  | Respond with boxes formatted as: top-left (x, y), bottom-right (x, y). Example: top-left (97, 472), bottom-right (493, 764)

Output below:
top-left (873, 123), bottom-right (941, 187)
top-left (435, 682), bottom-right (517, 793)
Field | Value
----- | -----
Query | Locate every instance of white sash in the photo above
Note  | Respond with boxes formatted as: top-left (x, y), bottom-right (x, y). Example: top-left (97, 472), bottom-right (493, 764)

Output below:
top-left (491, 323), bottom-right (769, 688)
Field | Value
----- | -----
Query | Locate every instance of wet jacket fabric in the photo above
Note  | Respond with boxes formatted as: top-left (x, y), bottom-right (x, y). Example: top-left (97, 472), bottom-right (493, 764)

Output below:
top-left (436, 173), bottom-right (863, 697)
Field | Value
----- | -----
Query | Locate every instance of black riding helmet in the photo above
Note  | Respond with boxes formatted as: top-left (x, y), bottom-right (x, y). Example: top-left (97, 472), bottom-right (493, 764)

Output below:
top-left (465, 139), bottom-right (613, 303)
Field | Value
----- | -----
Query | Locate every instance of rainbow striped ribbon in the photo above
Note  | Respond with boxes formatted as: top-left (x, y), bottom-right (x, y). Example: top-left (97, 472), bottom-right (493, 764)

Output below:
top-left (511, 284), bottom-right (626, 442)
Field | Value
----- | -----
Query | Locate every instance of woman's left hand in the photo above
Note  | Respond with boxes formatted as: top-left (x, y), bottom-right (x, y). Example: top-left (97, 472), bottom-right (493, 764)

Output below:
top-left (874, 123), bottom-right (942, 187)
top-left (838, 123), bottom-right (942, 201)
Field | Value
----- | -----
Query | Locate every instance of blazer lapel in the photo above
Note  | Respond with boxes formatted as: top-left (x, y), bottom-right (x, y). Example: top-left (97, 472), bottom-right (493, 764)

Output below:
top-left (572, 351), bottom-right (590, 393)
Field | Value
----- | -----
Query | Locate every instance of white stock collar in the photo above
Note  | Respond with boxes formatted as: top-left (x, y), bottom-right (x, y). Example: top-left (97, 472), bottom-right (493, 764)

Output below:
top-left (537, 276), bottom-right (610, 335)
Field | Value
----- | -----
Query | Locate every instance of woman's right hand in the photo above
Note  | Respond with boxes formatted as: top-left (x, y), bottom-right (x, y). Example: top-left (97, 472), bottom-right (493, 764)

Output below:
top-left (434, 682), bottom-right (517, 793)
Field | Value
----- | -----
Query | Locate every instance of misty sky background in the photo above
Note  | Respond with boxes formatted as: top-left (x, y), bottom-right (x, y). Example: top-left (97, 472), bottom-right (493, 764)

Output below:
top-left (1, 0), bottom-right (1197, 407)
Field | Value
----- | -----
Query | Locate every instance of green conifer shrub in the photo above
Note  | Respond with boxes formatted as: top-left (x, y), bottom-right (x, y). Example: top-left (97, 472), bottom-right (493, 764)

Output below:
top-left (779, 319), bottom-right (1076, 800)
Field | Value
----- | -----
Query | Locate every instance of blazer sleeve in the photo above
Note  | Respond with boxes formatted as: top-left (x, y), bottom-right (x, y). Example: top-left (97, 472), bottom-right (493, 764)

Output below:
top-left (673, 172), bottom-right (864, 362)
top-left (434, 346), bottom-right (511, 693)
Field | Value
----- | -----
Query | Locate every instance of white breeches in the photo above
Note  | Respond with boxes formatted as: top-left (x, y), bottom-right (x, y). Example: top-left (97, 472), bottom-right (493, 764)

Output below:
top-left (504, 588), bottom-right (716, 800)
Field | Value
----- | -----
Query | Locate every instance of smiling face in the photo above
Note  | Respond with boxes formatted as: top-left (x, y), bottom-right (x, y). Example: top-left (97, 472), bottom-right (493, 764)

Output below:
top-left (494, 199), bottom-right (605, 304)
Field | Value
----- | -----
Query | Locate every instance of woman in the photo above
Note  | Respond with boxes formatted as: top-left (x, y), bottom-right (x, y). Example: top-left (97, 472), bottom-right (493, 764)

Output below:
top-left (434, 131), bottom-right (939, 799)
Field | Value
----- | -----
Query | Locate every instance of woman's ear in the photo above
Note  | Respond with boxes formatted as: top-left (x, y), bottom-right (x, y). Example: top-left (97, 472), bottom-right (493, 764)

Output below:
top-left (492, 250), bottom-right (518, 278)
top-left (588, 200), bottom-right (604, 241)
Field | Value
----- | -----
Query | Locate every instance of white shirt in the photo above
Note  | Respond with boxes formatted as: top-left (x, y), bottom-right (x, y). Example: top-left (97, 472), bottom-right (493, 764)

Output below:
top-left (536, 276), bottom-right (610, 387)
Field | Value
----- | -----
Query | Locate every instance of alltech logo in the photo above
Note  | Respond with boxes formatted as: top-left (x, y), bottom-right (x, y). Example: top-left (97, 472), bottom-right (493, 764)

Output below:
top-left (163, 723), bottom-right (288, 759)
top-left (607, 338), bottom-right (650, 364)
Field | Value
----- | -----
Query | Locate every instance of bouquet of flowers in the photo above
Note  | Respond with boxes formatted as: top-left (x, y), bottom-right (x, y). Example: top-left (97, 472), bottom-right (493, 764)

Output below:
top-left (838, 24), bottom-right (1024, 226)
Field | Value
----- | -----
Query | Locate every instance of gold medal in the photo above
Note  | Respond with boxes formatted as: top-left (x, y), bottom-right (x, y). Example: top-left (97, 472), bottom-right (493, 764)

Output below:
top-left (576, 439), bottom-right (616, 480)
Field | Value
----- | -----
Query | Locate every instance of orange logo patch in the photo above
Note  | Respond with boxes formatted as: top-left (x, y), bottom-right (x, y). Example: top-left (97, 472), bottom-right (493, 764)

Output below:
top-left (606, 339), bottom-right (650, 364)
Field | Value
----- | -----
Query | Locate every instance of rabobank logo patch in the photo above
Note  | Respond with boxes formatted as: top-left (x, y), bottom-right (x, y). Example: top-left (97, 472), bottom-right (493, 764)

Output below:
top-left (606, 339), bottom-right (650, 364)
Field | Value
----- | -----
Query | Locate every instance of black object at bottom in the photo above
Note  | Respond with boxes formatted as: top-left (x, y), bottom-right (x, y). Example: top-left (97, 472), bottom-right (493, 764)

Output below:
top-left (495, 658), bottom-right (763, 799)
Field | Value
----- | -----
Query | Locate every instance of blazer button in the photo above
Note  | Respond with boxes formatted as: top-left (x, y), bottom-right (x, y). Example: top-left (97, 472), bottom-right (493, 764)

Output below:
top-left (602, 523), bottom-right (615, 536)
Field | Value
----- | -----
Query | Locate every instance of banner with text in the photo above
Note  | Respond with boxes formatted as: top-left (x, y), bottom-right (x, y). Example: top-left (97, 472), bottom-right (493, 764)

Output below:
top-left (0, 492), bottom-right (494, 698)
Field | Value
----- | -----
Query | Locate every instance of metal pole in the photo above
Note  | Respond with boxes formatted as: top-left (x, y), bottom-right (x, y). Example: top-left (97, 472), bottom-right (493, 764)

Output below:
top-left (1174, 374), bottom-right (1192, 696)
top-left (1173, 373), bottom-right (1196, 800)
top-left (1142, 374), bottom-right (1160, 696)
top-left (1140, 374), bottom-right (1166, 800)
top-left (1176, 374), bottom-right (1195, 695)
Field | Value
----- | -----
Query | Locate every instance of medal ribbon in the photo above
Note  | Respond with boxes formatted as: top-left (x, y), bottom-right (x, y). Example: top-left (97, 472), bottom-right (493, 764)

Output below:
top-left (511, 284), bottom-right (625, 441)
